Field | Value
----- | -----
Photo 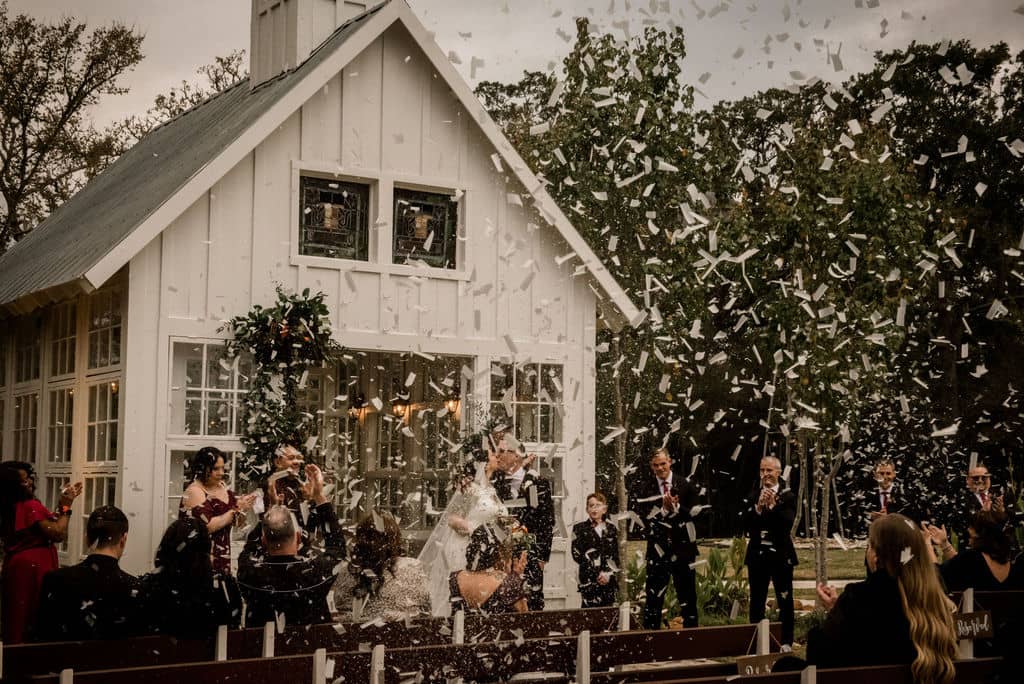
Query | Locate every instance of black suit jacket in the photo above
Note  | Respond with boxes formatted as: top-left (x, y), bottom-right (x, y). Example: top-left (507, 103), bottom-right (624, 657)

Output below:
top-left (806, 572), bottom-right (916, 669)
top-left (742, 485), bottom-right (798, 568)
top-left (34, 554), bottom-right (142, 642)
top-left (627, 470), bottom-right (700, 565)
top-left (571, 519), bottom-right (620, 591)
top-left (237, 502), bottom-right (346, 627)
top-left (848, 482), bottom-right (918, 537)
top-left (494, 470), bottom-right (555, 563)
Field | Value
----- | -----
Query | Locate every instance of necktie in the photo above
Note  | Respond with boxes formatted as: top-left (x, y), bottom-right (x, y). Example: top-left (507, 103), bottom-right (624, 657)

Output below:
top-left (981, 491), bottom-right (989, 506)
top-left (662, 480), bottom-right (670, 495)
top-left (881, 491), bottom-right (889, 510)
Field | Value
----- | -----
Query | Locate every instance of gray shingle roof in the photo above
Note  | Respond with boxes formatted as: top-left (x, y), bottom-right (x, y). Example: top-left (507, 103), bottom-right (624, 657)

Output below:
top-left (0, 2), bottom-right (387, 310)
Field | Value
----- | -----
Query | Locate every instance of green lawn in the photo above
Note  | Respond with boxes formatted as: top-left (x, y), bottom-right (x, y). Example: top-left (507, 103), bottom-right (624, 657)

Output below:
top-left (623, 541), bottom-right (866, 580)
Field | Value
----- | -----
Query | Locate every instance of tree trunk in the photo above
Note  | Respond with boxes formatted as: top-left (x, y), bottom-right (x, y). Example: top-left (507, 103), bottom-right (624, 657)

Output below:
top-left (612, 337), bottom-right (631, 600)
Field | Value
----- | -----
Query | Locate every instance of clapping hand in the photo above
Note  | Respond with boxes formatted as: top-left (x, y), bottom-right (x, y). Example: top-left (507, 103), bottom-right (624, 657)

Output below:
top-left (817, 583), bottom-right (839, 611)
top-left (59, 482), bottom-right (83, 508)
top-left (923, 522), bottom-right (948, 547)
top-left (662, 492), bottom-right (679, 512)
top-left (755, 488), bottom-right (776, 514)
top-left (236, 492), bottom-right (258, 512)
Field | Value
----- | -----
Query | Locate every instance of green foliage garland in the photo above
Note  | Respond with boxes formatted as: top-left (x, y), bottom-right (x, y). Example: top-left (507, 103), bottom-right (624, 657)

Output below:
top-left (221, 286), bottom-right (342, 481)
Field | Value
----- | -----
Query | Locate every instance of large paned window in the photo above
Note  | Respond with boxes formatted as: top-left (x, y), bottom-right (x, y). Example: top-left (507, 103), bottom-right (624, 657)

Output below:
top-left (332, 353), bottom-right (469, 540)
top-left (87, 289), bottom-right (122, 370)
top-left (0, 289), bottom-right (126, 562)
top-left (86, 380), bottom-right (119, 462)
top-left (489, 362), bottom-right (564, 443)
top-left (299, 176), bottom-right (370, 261)
top-left (0, 338), bottom-right (7, 388)
top-left (12, 393), bottom-right (39, 463)
top-left (49, 302), bottom-right (77, 377)
top-left (15, 317), bottom-right (41, 383)
top-left (392, 188), bottom-right (459, 269)
top-left (47, 388), bottom-right (74, 464)
top-left (169, 342), bottom-right (252, 437)
top-left (79, 475), bottom-right (117, 552)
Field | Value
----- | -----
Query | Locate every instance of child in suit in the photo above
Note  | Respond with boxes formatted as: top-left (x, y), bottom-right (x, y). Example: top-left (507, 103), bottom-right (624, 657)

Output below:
top-left (571, 492), bottom-right (620, 607)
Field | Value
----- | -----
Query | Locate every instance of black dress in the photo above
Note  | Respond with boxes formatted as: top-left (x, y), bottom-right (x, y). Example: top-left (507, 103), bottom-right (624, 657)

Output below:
top-left (449, 570), bottom-right (524, 614)
top-left (806, 572), bottom-right (918, 669)
top-left (139, 572), bottom-right (241, 638)
top-left (939, 550), bottom-right (1024, 592)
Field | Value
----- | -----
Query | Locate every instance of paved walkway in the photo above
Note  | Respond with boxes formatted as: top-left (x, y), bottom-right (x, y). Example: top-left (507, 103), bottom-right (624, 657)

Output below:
top-left (792, 579), bottom-right (856, 589)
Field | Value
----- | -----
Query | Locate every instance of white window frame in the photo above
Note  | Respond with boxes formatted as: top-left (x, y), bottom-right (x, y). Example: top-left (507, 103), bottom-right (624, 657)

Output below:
top-left (167, 338), bottom-right (251, 439)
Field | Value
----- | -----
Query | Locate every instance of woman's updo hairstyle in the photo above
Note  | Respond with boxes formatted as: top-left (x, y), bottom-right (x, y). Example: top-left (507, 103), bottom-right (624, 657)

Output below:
top-left (187, 446), bottom-right (226, 485)
top-left (466, 523), bottom-right (512, 571)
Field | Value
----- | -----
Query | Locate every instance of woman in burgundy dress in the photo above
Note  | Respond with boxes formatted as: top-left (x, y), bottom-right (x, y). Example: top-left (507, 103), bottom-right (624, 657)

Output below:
top-left (0, 461), bottom-right (82, 643)
top-left (180, 447), bottom-right (256, 575)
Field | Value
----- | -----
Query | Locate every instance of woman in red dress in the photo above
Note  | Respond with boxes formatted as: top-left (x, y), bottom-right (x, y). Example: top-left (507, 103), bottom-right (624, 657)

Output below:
top-left (180, 447), bottom-right (256, 576)
top-left (0, 461), bottom-right (82, 643)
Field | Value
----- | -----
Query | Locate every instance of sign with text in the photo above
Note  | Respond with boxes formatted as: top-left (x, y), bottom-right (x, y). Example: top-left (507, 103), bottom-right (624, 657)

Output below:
top-left (955, 611), bottom-right (994, 640)
top-left (736, 653), bottom-right (785, 676)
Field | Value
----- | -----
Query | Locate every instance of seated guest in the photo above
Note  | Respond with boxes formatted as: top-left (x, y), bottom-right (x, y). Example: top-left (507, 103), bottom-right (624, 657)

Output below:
top-left (34, 506), bottom-right (141, 642)
top-left (0, 461), bottom-right (82, 644)
top-left (450, 523), bottom-right (527, 614)
top-left (806, 514), bottom-right (956, 684)
top-left (140, 517), bottom-right (242, 637)
top-left (237, 464), bottom-right (345, 627)
top-left (925, 510), bottom-right (1023, 591)
top-left (333, 510), bottom-right (430, 621)
top-left (180, 446), bottom-right (257, 575)
top-left (571, 492), bottom-right (619, 608)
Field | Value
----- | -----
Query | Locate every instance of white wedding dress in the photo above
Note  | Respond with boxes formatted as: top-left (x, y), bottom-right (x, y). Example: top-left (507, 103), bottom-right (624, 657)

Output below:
top-left (417, 464), bottom-right (508, 616)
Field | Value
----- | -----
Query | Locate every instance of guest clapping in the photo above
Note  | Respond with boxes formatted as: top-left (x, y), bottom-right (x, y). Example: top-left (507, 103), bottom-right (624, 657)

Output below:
top-left (808, 514), bottom-right (956, 684)
top-left (237, 464), bottom-right (346, 627)
top-left (333, 511), bottom-right (430, 621)
top-left (0, 462), bottom-right (82, 643)
top-left (925, 510), bottom-right (1023, 591)
top-left (571, 492), bottom-right (619, 608)
top-left (449, 523), bottom-right (528, 614)
top-left (140, 517), bottom-right (242, 637)
top-left (180, 446), bottom-right (257, 575)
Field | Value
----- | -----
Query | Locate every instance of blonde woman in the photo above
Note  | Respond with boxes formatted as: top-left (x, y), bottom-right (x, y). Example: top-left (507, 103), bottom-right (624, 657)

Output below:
top-left (809, 514), bottom-right (957, 684)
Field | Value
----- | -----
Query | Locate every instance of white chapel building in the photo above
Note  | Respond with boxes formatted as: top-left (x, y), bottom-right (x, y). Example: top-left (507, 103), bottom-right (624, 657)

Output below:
top-left (0, 0), bottom-right (638, 606)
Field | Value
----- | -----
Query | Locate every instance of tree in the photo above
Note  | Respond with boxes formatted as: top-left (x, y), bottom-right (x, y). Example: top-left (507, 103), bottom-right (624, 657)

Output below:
top-left (0, 2), bottom-right (143, 253)
top-left (122, 49), bottom-right (247, 142)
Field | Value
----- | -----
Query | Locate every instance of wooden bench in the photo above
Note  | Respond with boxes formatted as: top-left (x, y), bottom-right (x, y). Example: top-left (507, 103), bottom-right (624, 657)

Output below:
top-left (17, 621), bottom-right (783, 684)
top-left (1, 605), bottom-right (630, 681)
top-left (629, 658), bottom-right (1005, 684)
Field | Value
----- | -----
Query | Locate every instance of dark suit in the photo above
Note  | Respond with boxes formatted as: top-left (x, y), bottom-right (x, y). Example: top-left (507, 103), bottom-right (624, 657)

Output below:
top-left (494, 469), bottom-right (555, 611)
top-left (743, 485), bottom-right (798, 645)
top-left (849, 482), bottom-right (918, 537)
top-left (237, 501), bottom-right (346, 626)
top-left (951, 489), bottom-right (987, 551)
top-left (571, 519), bottom-right (619, 607)
top-left (628, 470), bottom-right (700, 628)
top-left (33, 554), bottom-right (141, 642)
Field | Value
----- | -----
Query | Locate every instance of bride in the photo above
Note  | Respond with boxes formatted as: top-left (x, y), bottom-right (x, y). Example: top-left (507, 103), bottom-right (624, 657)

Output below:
top-left (418, 448), bottom-right (507, 616)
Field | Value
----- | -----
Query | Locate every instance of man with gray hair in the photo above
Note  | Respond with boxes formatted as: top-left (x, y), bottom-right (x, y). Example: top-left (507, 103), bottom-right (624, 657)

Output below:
top-left (238, 464), bottom-right (346, 627)
top-left (742, 455), bottom-right (797, 649)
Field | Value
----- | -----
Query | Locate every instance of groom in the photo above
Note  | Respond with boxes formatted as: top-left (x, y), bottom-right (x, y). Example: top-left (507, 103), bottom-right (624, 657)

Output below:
top-left (492, 434), bottom-right (555, 611)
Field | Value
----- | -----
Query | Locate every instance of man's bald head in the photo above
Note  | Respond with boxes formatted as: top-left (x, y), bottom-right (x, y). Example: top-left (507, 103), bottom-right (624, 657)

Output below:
top-left (262, 505), bottom-right (300, 555)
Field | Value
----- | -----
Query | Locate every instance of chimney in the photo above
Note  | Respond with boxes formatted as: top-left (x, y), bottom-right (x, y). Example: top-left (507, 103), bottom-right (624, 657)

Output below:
top-left (250, 0), bottom-right (369, 87)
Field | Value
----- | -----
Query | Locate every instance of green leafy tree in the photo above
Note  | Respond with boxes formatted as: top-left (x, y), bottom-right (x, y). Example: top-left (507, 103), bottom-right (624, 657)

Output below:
top-left (0, 2), bottom-right (143, 253)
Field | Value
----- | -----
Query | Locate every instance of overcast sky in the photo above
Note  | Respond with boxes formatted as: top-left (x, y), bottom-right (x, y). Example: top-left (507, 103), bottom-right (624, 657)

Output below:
top-left (7, 0), bottom-right (1024, 127)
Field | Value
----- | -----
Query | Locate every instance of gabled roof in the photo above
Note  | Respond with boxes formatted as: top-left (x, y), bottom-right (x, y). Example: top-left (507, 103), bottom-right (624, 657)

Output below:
top-left (0, 0), bottom-right (641, 328)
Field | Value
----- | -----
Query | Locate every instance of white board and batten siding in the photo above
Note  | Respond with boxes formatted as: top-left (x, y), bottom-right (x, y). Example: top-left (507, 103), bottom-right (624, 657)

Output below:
top-left (122, 24), bottom-right (597, 604)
